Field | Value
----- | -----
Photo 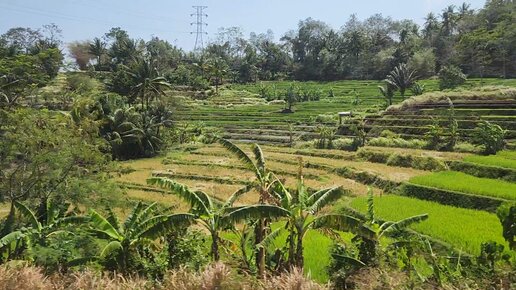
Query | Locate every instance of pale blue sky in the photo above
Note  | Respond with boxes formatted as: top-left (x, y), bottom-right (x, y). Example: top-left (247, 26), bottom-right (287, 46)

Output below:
top-left (0, 0), bottom-right (486, 51)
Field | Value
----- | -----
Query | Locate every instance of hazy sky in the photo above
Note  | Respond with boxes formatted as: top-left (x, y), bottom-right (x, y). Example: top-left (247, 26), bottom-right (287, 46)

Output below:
top-left (0, 0), bottom-right (486, 51)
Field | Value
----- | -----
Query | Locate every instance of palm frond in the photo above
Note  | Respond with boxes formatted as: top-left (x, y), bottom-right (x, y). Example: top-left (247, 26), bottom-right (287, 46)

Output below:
top-left (312, 214), bottom-right (376, 240)
top-left (137, 202), bottom-right (160, 226)
top-left (147, 177), bottom-right (210, 214)
top-left (54, 216), bottom-right (89, 227)
top-left (379, 214), bottom-right (429, 238)
top-left (14, 201), bottom-right (41, 231)
top-left (223, 185), bottom-right (251, 209)
top-left (257, 227), bottom-right (283, 250)
top-left (105, 207), bottom-right (121, 232)
top-left (123, 202), bottom-right (145, 232)
top-left (366, 188), bottom-right (375, 223)
top-left (252, 144), bottom-right (266, 173)
top-left (0, 231), bottom-right (24, 248)
top-left (137, 213), bottom-right (195, 240)
top-left (88, 209), bottom-right (122, 241)
top-left (308, 186), bottom-right (345, 214)
top-left (216, 138), bottom-right (259, 178)
top-left (100, 241), bottom-right (123, 258)
top-left (224, 205), bottom-right (289, 224)
top-left (331, 254), bottom-right (366, 267)
top-left (339, 206), bottom-right (367, 221)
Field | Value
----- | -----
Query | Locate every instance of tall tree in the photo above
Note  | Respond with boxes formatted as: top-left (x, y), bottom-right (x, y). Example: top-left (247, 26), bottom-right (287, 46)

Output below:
top-left (384, 63), bottom-right (417, 98)
top-left (123, 58), bottom-right (172, 110)
top-left (88, 37), bottom-right (107, 69)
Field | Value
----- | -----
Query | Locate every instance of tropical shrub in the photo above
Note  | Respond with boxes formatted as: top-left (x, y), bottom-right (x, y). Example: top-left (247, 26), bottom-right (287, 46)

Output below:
top-left (384, 63), bottom-right (417, 98)
top-left (438, 65), bottom-right (466, 90)
top-left (496, 203), bottom-right (516, 250)
top-left (88, 202), bottom-right (194, 275)
top-left (472, 120), bottom-right (506, 155)
top-left (367, 137), bottom-right (427, 149)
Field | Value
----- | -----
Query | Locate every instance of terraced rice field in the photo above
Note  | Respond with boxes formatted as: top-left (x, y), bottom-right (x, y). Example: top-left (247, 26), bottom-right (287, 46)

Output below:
top-left (174, 79), bottom-right (516, 146)
top-left (114, 140), bottom-right (516, 282)
top-left (349, 195), bottom-right (509, 255)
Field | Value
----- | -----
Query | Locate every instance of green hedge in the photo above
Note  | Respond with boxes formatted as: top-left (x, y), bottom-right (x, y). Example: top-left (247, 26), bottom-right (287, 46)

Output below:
top-left (447, 160), bottom-right (516, 182)
top-left (356, 148), bottom-right (447, 171)
top-left (400, 183), bottom-right (505, 212)
top-left (333, 167), bottom-right (400, 192)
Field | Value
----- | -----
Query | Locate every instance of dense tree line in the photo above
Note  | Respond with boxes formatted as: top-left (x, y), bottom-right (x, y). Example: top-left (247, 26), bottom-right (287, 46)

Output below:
top-left (57, 0), bottom-right (515, 85)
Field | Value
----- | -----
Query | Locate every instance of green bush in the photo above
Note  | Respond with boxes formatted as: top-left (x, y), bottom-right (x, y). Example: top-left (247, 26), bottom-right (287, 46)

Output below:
top-left (333, 167), bottom-right (399, 192)
top-left (438, 65), bottom-right (466, 90)
top-left (379, 130), bottom-right (400, 138)
top-left (367, 137), bottom-right (427, 149)
top-left (472, 121), bottom-right (506, 155)
top-left (356, 148), bottom-right (390, 163)
top-left (357, 149), bottom-right (446, 171)
top-left (66, 73), bottom-right (98, 93)
top-left (453, 142), bottom-right (482, 153)
top-left (386, 153), bottom-right (447, 171)
top-left (496, 203), bottom-right (516, 250)
top-left (332, 138), bottom-right (355, 151)
top-left (401, 183), bottom-right (505, 212)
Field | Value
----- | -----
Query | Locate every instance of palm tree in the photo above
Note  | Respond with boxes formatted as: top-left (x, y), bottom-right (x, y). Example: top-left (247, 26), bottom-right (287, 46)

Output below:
top-left (203, 56), bottom-right (229, 94)
top-left (385, 63), bottom-right (417, 98)
top-left (88, 37), bottom-right (107, 69)
top-left (88, 202), bottom-right (194, 273)
top-left (0, 200), bottom-right (86, 261)
top-left (102, 106), bottom-right (144, 158)
top-left (147, 178), bottom-right (289, 261)
top-left (273, 171), bottom-right (346, 269)
top-left (123, 58), bottom-right (172, 111)
top-left (216, 138), bottom-right (282, 278)
top-left (440, 5), bottom-right (457, 36)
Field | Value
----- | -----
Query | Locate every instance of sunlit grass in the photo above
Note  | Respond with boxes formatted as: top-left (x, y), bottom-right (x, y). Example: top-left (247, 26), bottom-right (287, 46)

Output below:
top-left (409, 171), bottom-right (516, 200)
top-left (350, 194), bottom-right (508, 255)
top-left (463, 151), bottom-right (516, 170)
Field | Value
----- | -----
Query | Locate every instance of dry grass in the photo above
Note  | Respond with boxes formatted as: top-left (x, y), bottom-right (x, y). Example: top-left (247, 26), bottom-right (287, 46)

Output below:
top-left (267, 152), bottom-right (427, 182)
top-left (364, 146), bottom-right (470, 161)
top-left (386, 86), bottom-right (516, 113)
top-left (159, 164), bottom-right (256, 180)
top-left (0, 263), bottom-right (327, 290)
top-left (125, 189), bottom-right (190, 211)
top-left (0, 203), bottom-right (9, 218)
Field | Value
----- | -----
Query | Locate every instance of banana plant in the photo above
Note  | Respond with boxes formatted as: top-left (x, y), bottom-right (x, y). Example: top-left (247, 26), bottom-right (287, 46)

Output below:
top-left (0, 200), bottom-right (86, 262)
top-left (88, 202), bottom-right (194, 272)
top-left (272, 171), bottom-right (348, 269)
top-left (334, 188), bottom-right (429, 264)
top-left (216, 138), bottom-right (283, 277)
top-left (147, 177), bottom-right (289, 262)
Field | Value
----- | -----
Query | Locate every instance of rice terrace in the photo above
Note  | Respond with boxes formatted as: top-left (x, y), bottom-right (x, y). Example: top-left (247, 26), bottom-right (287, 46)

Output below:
top-left (0, 1), bottom-right (515, 289)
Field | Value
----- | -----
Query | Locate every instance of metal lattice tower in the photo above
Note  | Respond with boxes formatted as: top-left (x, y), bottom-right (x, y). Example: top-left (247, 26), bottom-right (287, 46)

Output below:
top-left (190, 6), bottom-right (208, 52)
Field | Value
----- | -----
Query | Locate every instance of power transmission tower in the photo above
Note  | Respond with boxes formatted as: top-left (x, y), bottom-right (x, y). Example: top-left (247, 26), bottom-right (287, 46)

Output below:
top-left (190, 6), bottom-right (208, 53)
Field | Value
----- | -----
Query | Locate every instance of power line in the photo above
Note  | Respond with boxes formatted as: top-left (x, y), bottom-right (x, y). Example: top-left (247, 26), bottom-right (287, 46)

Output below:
top-left (0, 3), bottom-right (190, 36)
top-left (190, 6), bottom-right (208, 52)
